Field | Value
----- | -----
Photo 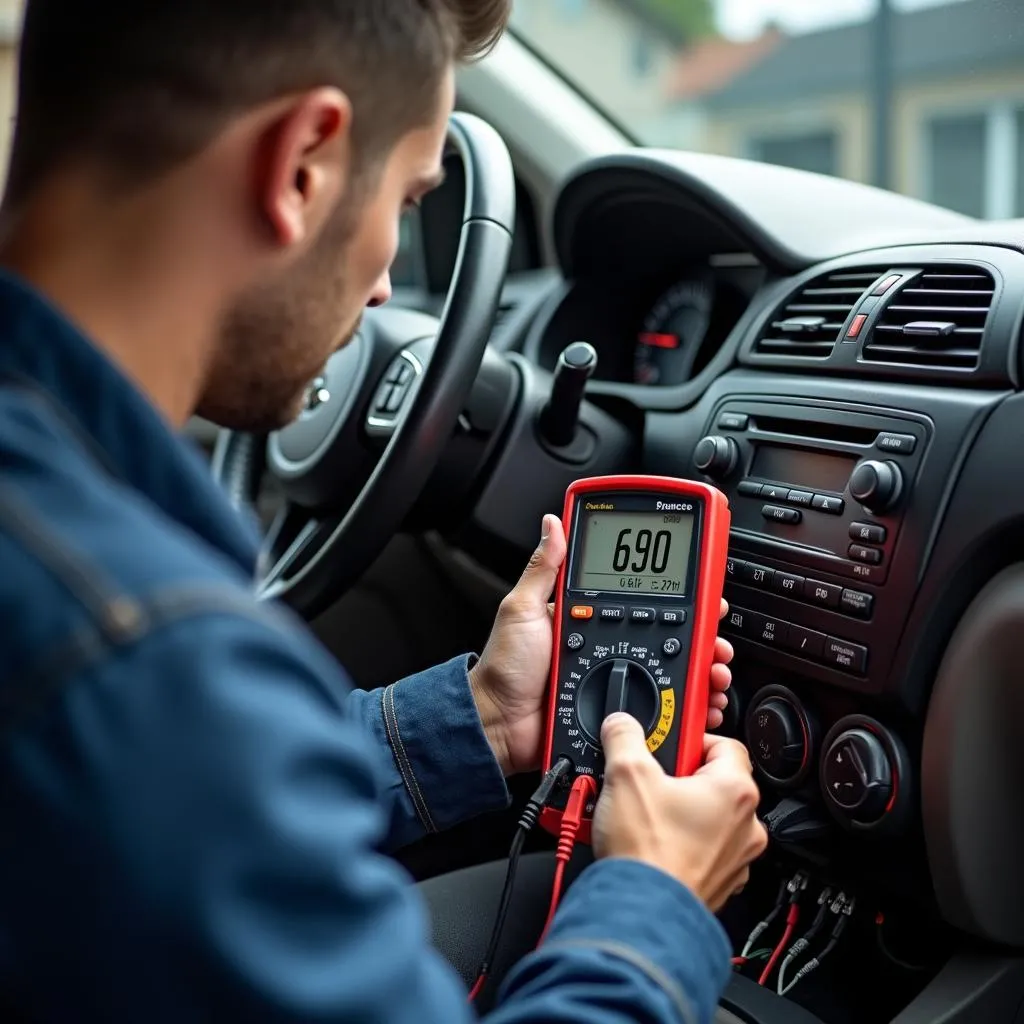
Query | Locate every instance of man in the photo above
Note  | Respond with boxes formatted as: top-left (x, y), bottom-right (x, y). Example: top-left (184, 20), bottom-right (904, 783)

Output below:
top-left (0, 2), bottom-right (768, 1022)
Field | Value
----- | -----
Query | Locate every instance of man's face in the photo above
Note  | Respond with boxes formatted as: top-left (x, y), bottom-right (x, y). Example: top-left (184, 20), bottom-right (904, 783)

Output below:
top-left (196, 72), bottom-right (454, 433)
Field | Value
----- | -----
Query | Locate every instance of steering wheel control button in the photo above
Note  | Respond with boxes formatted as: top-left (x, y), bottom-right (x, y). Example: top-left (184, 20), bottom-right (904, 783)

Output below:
top-left (662, 637), bottom-right (682, 658)
top-left (822, 728), bottom-right (893, 822)
top-left (599, 606), bottom-right (625, 622)
top-left (785, 489), bottom-right (814, 507)
top-left (570, 605), bottom-right (594, 620)
top-left (785, 624), bottom-right (827, 660)
top-left (740, 562), bottom-right (775, 588)
top-left (850, 522), bottom-right (887, 544)
top-left (693, 435), bottom-right (738, 479)
top-left (875, 431), bottom-right (916, 455)
top-left (848, 544), bottom-right (883, 565)
top-left (811, 493), bottom-right (845, 515)
top-left (566, 632), bottom-right (585, 651)
top-left (575, 659), bottom-right (660, 747)
top-left (762, 504), bottom-right (801, 524)
top-left (772, 571), bottom-right (805, 597)
top-left (823, 637), bottom-right (868, 673)
top-left (717, 412), bottom-right (750, 431)
top-left (840, 589), bottom-right (874, 618)
top-left (737, 480), bottom-right (762, 497)
top-left (760, 483), bottom-right (787, 501)
top-left (660, 608), bottom-right (686, 625)
top-left (386, 361), bottom-right (413, 386)
top-left (629, 607), bottom-right (656, 623)
top-left (805, 579), bottom-right (842, 609)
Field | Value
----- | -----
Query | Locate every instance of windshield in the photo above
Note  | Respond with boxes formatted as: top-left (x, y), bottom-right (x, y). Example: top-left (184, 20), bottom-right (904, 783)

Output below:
top-left (511, 0), bottom-right (1024, 219)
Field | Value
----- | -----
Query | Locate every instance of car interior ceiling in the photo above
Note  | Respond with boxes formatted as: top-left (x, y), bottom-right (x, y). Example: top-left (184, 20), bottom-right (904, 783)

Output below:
top-left (191, 100), bottom-right (1024, 1023)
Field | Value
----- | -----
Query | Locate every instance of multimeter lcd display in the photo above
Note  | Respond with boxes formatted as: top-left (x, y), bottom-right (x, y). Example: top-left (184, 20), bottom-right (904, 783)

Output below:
top-left (574, 510), bottom-right (695, 595)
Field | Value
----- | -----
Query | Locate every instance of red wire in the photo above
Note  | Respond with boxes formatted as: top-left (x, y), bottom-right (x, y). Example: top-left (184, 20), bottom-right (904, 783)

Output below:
top-left (758, 903), bottom-right (800, 986)
top-left (536, 775), bottom-right (597, 947)
top-left (467, 974), bottom-right (486, 1001)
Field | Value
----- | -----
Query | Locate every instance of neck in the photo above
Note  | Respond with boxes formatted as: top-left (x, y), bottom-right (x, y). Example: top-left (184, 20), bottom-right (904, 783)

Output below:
top-left (0, 173), bottom-right (228, 428)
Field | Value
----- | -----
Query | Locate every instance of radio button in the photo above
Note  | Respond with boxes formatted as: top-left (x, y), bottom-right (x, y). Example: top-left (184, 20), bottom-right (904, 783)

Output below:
top-left (630, 607), bottom-right (657, 623)
top-left (876, 432), bottom-right (916, 455)
top-left (599, 606), bottom-right (625, 622)
top-left (805, 579), bottom-right (842, 609)
top-left (726, 556), bottom-right (746, 580)
top-left (718, 412), bottom-right (749, 431)
top-left (723, 606), bottom-right (754, 636)
top-left (741, 563), bottom-right (775, 588)
top-left (660, 608), bottom-right (687, 625)
top-left (840, 589), bottom-right (874, 618)
top-left (849, 544), bottom-right (883, 565)
top-left (773, 571), bottom-right (805, 597)
top-left (785, 624), bottom-right (827, 659)
top-left (824, 637), bottom-right (868, 674)
top-left (750, 613), bottom-right (788, 647)
top-left (738, 480), bottom-right (762, 497)
top-left (570, 605), bottom-right (594, 620)
top-left (761, 483), bottom-right (788, 501)
top-left (762, 504), bottom-right (802, 524)
top-left (786, 489), bottom-right (814, 507)
top-left (812, 494), bottom-right (846, 515)
top-left (850, 522), bottom-right (887, 544)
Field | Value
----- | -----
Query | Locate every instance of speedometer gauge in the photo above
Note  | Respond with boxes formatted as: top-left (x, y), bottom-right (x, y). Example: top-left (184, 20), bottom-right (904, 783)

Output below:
top-left (634, 278), bottom-right (713, 386)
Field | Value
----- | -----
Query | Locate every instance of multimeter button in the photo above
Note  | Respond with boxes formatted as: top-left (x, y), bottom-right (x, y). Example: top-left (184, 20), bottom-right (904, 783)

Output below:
top-left (630, 607), bottom-right (656, 623)
top-left (662, 638), bottom-right (682, 657)
top-left (660, 608), bottom-right (687, 625)
top-left (570, 605), bottom-right (594, 620)
top-left (566, 632), bottom-right (585, 651)
top-left (599, 606), bottom-right (625, 621)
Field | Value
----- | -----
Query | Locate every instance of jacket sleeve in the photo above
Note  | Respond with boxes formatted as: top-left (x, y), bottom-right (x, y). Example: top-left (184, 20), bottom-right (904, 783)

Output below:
top-left (345, 653), bottom-right (510, 850)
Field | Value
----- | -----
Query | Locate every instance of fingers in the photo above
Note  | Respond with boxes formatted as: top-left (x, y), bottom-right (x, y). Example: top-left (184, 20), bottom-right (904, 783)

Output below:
top-left (706, 707), bottom-right (724, 731)
top-left (714, 636), bottom-right (734, 667)
top-left (601, 713), bottom-right (658, 771)
top-left (710, 662), bottom-right (731, 694)
top-left (504, 515), bottom-right (566, 615)
top-left (699, 733), bottom-right (755, 776)
top-left (720, 598), bottom-right (729, 620)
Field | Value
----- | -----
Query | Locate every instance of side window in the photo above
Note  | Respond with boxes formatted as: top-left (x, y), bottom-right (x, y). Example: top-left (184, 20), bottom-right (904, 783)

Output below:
top-left (390, 208), bottom-right (425, 289)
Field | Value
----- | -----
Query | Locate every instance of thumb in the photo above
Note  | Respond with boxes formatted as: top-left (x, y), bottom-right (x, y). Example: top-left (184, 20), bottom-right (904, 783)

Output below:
top-left (511, 514), bottom-right (566, 607)
top-left (600, 712), bottom-right (652, 767)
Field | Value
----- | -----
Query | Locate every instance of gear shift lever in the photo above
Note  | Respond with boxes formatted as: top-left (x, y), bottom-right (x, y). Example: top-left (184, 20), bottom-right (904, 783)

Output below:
top-left (538, 341), bottom-right (598, 448)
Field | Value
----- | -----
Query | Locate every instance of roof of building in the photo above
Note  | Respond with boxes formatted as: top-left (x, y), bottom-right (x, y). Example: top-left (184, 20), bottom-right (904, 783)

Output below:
top-left (666, 28), bottom-right (783, 101)
top-left (700, 0), bottom-right (1024, 111)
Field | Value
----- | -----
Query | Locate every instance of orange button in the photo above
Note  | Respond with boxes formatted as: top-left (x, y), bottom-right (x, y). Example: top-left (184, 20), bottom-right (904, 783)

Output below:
top-left (570, 605), bottom-right (594, 620)
top-left (846, 313), bottom-right (868, 339)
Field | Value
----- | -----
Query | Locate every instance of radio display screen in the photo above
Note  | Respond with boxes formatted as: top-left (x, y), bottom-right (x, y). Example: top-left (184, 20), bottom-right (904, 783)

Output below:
top-left (750, 445), bottom-right (854, 493)
top-left (574, 509), bottom-right (695, 595)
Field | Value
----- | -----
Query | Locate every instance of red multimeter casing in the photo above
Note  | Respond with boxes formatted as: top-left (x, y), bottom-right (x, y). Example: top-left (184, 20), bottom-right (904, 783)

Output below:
top-left (540, 475), bottom-right (731, 843)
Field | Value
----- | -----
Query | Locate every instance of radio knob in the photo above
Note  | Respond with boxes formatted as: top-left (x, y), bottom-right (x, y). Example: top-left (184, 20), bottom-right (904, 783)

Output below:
top-left (849, 459), bottom-right (903, 513)
top-left (575, 658), bottom-right (660, 747)
top-left (745, 693), bottom-right (810, 785)
top-left (821, 728), bottom-right (893, 825)
top-left (694, 435), bottom-right (738, 479)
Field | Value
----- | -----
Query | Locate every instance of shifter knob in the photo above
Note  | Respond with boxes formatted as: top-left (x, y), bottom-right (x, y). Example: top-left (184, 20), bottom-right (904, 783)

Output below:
top-left (539, 341), bottom-right (598, 448)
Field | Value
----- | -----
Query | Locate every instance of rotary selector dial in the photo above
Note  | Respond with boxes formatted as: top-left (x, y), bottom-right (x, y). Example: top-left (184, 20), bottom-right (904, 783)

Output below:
top-left (693, 435), bottom-right (739, 480)
top-left (821, 727), bottom-right (893, 824)
top-left (849, 459), bottom-right (903, 513)
top-left (575, 658), bottom-right (660, 746)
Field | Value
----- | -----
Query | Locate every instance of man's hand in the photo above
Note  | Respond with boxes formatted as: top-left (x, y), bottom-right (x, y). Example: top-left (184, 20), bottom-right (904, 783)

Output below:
top-left (469, 514), bottom-right (736, 776)
top-left (593, 717), bottom-right (768, 911)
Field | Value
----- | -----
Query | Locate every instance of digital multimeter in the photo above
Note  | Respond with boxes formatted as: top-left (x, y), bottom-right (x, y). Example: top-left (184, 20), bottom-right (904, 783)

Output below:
top-left (540, 475), bottom-right (731, 842)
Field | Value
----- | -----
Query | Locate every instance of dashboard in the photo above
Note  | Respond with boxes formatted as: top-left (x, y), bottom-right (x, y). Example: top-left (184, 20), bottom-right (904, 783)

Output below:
top-left (463, 146), bottom-right (1024, 1022)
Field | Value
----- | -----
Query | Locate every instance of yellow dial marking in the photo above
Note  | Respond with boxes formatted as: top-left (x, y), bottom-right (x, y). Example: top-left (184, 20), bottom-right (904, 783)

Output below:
top-left (646, 689), bottom-right (675, 753)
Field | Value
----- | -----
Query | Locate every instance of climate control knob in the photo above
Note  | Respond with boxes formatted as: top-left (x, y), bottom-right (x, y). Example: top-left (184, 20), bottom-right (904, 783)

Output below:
top-left (694, 435), bottom-right (738, 480)
top-left (745, 689), bottom-right (812, 786)
top-left (849, 459), bottom-right (903, 513)
top-left (821, 727), bottom-right (893, 824)
top-left (575, 659), bottom-right (660, 747)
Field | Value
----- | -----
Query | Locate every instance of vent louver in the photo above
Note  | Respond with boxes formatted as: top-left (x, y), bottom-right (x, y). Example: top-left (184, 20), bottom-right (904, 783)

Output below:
top-left (863, 267), bottom-right (994, 370)
top-left (755, 269), bottom-right (881, 358)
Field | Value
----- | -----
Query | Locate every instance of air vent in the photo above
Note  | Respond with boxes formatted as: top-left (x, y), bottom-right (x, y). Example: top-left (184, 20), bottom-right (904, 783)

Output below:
top-left (863, 267), bottom-right (994, 370)
top-left (756, 269), bottom-right (881, 357)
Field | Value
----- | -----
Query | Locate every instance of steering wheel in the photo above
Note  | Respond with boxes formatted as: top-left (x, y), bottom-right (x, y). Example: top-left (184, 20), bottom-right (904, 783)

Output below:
top-left (211, 112), bottom-right (515, 620)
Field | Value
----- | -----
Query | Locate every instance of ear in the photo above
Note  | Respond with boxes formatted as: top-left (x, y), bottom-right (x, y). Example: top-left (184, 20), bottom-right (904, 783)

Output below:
top-left (258, 87), bottom-right (352, 250)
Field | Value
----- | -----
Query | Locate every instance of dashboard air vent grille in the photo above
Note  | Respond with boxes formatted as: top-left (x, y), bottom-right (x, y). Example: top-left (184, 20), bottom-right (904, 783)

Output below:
top-left (756, 269), bottom-right (880, 358)
top-left (863, 267), bottom-right (994, 370)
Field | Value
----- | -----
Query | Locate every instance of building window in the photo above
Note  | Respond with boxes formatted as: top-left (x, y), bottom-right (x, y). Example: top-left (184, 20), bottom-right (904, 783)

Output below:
top-left (748, 131), bottom-right (838, 177)
top-left (926, 113), bottom-right (987, 218)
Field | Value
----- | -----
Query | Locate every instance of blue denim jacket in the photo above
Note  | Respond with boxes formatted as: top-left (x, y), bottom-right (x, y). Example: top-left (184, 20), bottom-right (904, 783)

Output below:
top-left (0, 271), bottom-right (731, 1022)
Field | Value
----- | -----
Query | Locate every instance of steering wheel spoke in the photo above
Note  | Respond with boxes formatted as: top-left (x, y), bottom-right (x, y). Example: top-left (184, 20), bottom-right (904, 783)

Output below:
top-left (257, 505), bottom-right (340, 601)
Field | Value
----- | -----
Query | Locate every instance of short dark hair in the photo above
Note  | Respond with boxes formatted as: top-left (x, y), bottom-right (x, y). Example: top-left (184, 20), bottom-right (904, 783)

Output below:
top-left (5, 0), bottom-right (510, 205)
